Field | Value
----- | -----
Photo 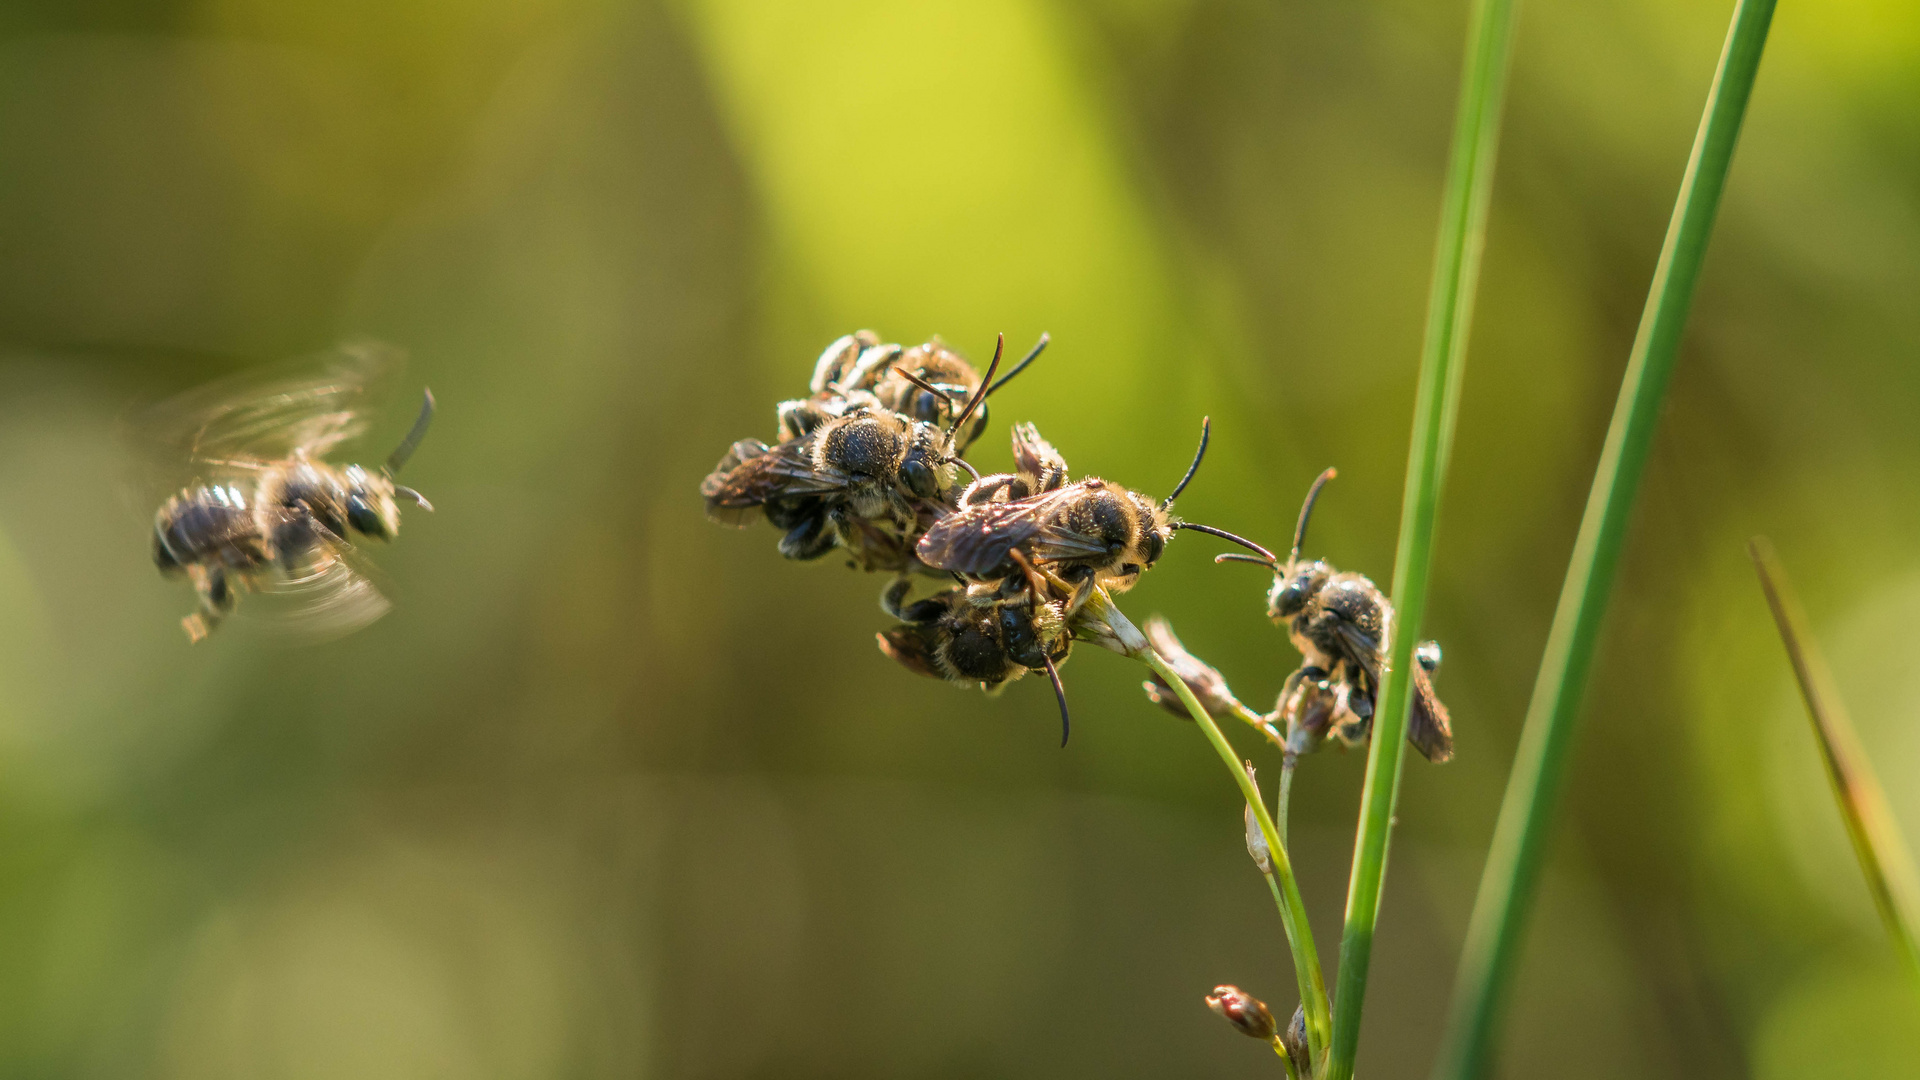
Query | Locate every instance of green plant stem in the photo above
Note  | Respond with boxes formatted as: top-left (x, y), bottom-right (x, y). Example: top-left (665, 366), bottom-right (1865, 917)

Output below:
top-left (1324, 0), bottom-right (1518, 1076)
top-left (1279, 757), bottom-right (1296, 849)
top-left (1431, 4), bottom-right (1777, 1077)
top-left (1750, 538), bottom-right (1920, 991)
top-left (1143, 648), bottom-right (1331, 1061)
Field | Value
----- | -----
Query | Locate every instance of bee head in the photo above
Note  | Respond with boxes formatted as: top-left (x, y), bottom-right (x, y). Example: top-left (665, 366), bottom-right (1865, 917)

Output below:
top-left (343, 465), bottom-right (402, 540)
top-left (1268, 562), bottom-right (1329, 620)
top-left (345, 386), bottom-right (437, 541)
top-left (897, 423), bottom-right (956, 499)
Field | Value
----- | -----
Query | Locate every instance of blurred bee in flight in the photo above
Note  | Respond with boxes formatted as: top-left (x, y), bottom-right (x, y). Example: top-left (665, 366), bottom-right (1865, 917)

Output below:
top-left (702, 330), bottom-right (1046, 574)
top-left (1208, 468), bottom-right (1453, 762)
top-left (141, 343), bottom-right (436, 642)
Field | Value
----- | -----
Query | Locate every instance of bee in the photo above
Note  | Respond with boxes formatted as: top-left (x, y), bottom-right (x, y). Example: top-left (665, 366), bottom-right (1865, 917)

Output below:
top-left (915, 417), bottom-right (1229, 595)
top-left (953, 421), bottom-right (1071, 508)
top-left (142, 345), bottom-right (435, 642)
top-left (779, 331), bottom-right (1048, 450)
top-left (876, 549), bottom-right (1079, 745)
top-left (702, 333), bottom-right (1041, 572)
top-left (1208, 468), bottom-right (1453, 762)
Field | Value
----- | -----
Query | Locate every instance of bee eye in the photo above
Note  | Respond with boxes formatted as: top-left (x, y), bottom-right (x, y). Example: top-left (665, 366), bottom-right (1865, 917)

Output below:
top-left (1274, 581), bottom-right (1309, 617)
top-left (345, 495), bottom-right (381, 536)
top-left (914, 391), bottom-right (942, 424)
top-left (901, 458), bottom-right (938, 497)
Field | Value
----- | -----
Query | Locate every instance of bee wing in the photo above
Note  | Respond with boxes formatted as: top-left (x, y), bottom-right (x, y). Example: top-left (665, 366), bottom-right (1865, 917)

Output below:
top-left (700, 436), bottom-right (845, 525)
top-left (1025, 521), bottom-right (1117, 563)
top-left (915, 497), bottom-right (1053, 575)
top-left (127, 341), bottom-right (404, 485)
top-left (1327, 619), bottom-right (1384, 682)
top-left (1407, 663), bottom-right (1454, 763)
top-left (877, 625), bottom-right (945, 680)
top-left (241, 542), bottom-right (394, 642)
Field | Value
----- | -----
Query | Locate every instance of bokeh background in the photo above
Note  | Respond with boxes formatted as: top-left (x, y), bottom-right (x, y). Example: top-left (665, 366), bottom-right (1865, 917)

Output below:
top-left (1, 0), bottom-right (1916, 1076)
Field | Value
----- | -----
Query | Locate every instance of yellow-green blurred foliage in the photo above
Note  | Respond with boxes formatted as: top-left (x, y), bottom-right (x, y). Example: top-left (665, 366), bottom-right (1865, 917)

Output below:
top-left (1, 0), bottom-right (1917, 1076)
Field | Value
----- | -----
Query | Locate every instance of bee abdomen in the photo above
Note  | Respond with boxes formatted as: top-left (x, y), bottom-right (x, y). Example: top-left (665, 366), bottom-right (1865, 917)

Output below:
top-left (820, 418), bottom-right (904, 479)
top-left (1062, 483), bottom-right (1134, 554)
top-left (153, 489), bottom-right (272, 572)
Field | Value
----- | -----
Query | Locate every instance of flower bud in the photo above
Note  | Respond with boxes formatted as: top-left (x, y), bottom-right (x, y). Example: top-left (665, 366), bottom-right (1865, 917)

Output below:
top-left (1140, 616), bottom-right (1242, 721)
top-left (1073, 586), bottom-right (1150, 657)
top-left (1205, 985), bottom-right (1279, 1041)
top-left (1241, 761), bottom-right (1272, 873)
top-left (1281, 1003), bottom-right (1311, 1076)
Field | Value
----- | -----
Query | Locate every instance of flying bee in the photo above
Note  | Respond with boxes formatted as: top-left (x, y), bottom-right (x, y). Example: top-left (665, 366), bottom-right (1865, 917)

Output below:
top-left (915, 417), bottom-right (1231, 595)
top-left (876, 549), bottom-right (1079, 745)
top-left (141, 344), bottom-right (436, 642)
top-left (1207, 468), bottom-right (1453, 762)
top-left (702, 333), bottom-right (1040, 572)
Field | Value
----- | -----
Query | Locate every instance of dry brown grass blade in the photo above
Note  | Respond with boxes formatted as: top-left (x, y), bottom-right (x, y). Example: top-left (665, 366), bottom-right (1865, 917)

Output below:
top-left (1750, 537), bottom-right (1920, 990)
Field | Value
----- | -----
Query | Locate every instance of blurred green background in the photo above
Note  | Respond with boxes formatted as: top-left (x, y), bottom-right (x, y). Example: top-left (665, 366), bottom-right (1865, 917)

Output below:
top-left (1, 0), bottom-right (1916, 1076)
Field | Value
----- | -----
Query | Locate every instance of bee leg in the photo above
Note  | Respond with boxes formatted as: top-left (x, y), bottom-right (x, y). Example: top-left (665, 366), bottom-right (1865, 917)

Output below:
top-left (1280, 666), bottom-right (1337, 757)
top-left (181, 565), bottom-right (238, 642)
top-left (881, 577), bottom-right (914, 619)
top-left (880, 577), bottom-right (948, 623)
top-left (777, 512), bottom-right (836, 561)
top-left (1331, 681), bottom-right (1372, 748)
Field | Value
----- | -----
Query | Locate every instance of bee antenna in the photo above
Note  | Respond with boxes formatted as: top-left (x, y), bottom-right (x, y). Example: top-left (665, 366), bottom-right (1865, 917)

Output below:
top-left (1291, 466), bottom-right (1337, 564)
top-left (1215, 552), bottom-right (1278, 567)
top-left (893, 368), bottom-right (954, 401)
top-left (1042, 654), bottom-right (1071, 747)
top-left (1162, 416), bottom-right (1210, 510)
top-left (949, 456), bottom-right (981, 483)
top-left (944, 333), bottom-right (1002, 441)
top-left (384, 389), bottom-right (436, 477)
top-left (1175, 522), bottom-right (1277, 564)
top-left (984, 332), bottom-right (1049, 398)
top-left (393, 484), bottom-right (435, 512)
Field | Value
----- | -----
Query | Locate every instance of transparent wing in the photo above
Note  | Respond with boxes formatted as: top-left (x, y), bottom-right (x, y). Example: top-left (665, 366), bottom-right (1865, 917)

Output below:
top-left (127, 341), bottom-right (405, 485)
top-left (915, 488), bottom-right (1086, 574)
top-left (1328, 619), bottom-right (1383, 681)
top-left (701, 437), bottom-right (846, 525)
top-left (241, 542), bottom-right (393, 643)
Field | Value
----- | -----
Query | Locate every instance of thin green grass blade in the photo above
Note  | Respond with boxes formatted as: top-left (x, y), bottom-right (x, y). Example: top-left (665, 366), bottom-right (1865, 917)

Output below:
top-left (1750, 538), bottom-right (1920, 990)
top-left (1430, 3), bottom-right (1778, 1077)
top-left (1322, 0), bottom-right (1518, 1076)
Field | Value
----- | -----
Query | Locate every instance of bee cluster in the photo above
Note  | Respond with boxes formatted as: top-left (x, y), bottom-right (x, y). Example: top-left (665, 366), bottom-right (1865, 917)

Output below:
top-left (698, 329), bottom-right (1453, 760)
top-left (701, 329), bottom-right (1219, 743)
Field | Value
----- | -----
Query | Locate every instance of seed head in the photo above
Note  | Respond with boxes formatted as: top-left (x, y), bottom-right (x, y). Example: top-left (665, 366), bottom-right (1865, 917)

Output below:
top-left (1205, 984), bottom-right (1278, 1041)
top-left (1140, 616), bottom-right (1241, 721)
top-left (1241, 760), bottom-right (1272, 874)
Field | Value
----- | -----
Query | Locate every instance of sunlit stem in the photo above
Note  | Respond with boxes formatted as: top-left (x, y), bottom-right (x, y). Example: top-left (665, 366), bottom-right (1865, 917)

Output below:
top-left (1129, 644), bottom-right (1330, 1061)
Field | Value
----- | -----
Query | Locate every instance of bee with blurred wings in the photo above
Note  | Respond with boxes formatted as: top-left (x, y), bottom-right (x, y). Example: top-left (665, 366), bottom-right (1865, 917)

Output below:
top-left (135, 342), bottom-right (436, 642)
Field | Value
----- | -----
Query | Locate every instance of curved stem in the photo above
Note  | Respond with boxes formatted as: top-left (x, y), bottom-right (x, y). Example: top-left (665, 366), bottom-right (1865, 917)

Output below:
top-left (1142, 649), bottom-right (1332, 1061)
